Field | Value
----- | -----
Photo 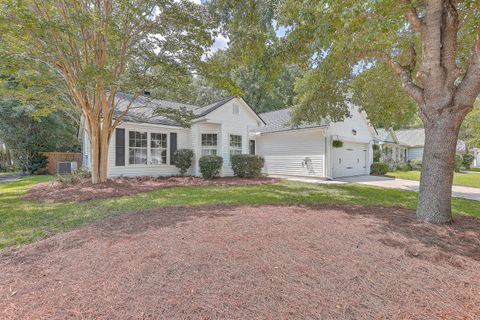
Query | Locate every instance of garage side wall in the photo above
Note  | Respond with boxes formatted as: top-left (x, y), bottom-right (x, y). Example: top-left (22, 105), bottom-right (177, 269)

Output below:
top-left (256, 129), bottom-right (326, 178)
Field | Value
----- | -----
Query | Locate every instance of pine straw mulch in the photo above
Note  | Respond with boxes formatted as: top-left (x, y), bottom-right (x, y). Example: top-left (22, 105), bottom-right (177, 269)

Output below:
top-left (1, 204), bottom-right (479, 320)
top-left (24, 176), bottom-right (278, 203)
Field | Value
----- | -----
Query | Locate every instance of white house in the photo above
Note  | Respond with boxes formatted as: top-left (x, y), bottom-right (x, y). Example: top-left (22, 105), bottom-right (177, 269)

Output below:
top-left (375, 127), bottom-right (474, 165)
top-left (83, 95), bottom-right (376, 179)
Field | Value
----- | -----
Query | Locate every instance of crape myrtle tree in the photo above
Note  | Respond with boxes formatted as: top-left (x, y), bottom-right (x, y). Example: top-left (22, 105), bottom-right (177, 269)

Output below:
top-left (0, 0), bottom-right (214, 183)
top-left (210, 0), bottom-right (480, 223)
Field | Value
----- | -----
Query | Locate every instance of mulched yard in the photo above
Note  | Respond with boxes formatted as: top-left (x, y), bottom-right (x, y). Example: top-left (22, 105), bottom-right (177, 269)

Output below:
top-left (24, 176), bottom-right (277, 203)
top-left (1, 204), bottom-right (479, 319)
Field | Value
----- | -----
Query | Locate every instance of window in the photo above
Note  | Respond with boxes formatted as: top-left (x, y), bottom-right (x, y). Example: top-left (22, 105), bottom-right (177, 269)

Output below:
top-left (230, 135), bottom-right (242, 155)
top-left (249, 140), bottom-right (255, 155)
top-left (129, 131), bottom-right (147, 164)
top-left (201, 134), bottom-right (217, 156)
top-left (151, 133), bottom-right (167, 164)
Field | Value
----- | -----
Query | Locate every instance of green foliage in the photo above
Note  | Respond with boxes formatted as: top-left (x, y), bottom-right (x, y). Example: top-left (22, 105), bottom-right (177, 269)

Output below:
top-left (199, 155), bottom-right (223, 178)
top-left (0, 149), bottom-right (13, 172)
top-left (396, 163), bottom-right (412, 172)
top-left (21, 153), bottom-right (48, 175)
top-left (332, 140), bottom-right (343, 148)
top-left (370, 162), bottom-right (389, 175)
top-left (409, 160), bottom-right (422, 171)
top-left (455, 154), bottom-right (464, 173)
top-left (0, 99), bottom-right (80, 172)
top-left (462, 154), bottom-right (475, 170)
top-left (0, 0), bottom-right (215, 121)
top-left (372, 144), bottom-right (381, 163)
top-left (459, 103), bottom-right (480, 150)
top-left (174, 149), bottom-right (194, 176)
top-left (230, 154), bottom-right (265, 178)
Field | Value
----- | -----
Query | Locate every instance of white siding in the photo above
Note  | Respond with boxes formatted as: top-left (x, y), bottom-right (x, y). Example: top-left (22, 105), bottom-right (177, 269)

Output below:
top-left (82, 129), bottom-right (91, 170)
top-left (257, 129), bottom-right (326, 177)
top-left (204, 98), bottom-right (262, 176)
top-left (408, 147), bottom-right (424, 161)
top-left (108, 122), bottom-right (191, 177)
top-left (191, 122), bottom-right (221, 176)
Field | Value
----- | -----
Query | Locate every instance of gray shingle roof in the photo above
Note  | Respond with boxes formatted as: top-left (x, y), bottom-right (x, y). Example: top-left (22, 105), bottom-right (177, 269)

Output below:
top-left (114, 93), bottom-right (232, 126)
top-left (395, 128), bottom-right (425, 147)
top-left (375, 128), bottom-right (396, 143)
top-left (254, 108), bottom-right (328, 134)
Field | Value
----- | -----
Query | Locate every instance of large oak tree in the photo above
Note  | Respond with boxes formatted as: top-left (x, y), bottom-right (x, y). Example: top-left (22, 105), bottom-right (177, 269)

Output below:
top-left (209, 0), bottom-right (480, 223)
top-left (0, 0), bottom-right (213, 183)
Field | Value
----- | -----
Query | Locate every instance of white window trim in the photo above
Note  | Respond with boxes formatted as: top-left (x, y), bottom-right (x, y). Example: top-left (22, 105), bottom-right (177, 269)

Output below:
top-left (126, 129), bottom-right (171, 167)
top-left (150, 133), bottom-right (168, 165)
top-left (229, 134), bottom-right (243, 156)
top-left (200, 133), bottom-right (218, 156)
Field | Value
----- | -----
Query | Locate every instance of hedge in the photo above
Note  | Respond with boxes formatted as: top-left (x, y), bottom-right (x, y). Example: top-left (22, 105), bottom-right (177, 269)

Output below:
top-left (199, 155), bottom-right (223, 178)
top-left (230, 154), bottom-right (265, 178)
top-left (174, 149), bottom-right (194, 176)
top-left (370, 162), bottom-right (389, 175)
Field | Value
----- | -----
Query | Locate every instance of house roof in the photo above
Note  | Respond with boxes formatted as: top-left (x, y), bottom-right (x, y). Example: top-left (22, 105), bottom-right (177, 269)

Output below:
top-left (115, 93), bottom-right (259, 127)
top-left (254, 108), bottom-right (328, 134)
top-left (375, 128), bottom-right (397, 143)
top-left (395, 128), bottom-right (425, 147)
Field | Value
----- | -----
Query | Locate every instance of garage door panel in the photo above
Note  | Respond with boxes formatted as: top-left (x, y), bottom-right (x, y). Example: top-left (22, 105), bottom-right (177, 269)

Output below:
top-left (332, 142), bottom-right (368, 178)
top-left (258, 131), bottom-right (326, 177)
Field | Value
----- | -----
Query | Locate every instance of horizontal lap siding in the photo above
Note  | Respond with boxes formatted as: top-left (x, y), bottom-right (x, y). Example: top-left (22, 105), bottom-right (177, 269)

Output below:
top-left (257, 130), bottom-right (325, 177)
top-left (108, 122), bottom-right (191, 177)
top-left (408, 147), bottom-right (423, 161)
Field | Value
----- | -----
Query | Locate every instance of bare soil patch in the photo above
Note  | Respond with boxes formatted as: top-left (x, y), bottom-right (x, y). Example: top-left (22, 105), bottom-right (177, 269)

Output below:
top-left (24, 176), bottom-right (277, 203)
top-left (1, 204), bottom-right (479, 319)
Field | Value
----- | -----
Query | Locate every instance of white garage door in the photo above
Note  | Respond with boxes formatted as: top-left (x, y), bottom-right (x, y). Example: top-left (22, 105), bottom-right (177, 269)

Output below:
top-left (332, 141), bottom-right (368, 178)
top-left (257, 130), bottom-right (326, 177)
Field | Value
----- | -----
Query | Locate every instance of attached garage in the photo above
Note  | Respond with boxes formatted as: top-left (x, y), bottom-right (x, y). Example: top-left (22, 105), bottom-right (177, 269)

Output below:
top-left (257, 129), bottom-right (326, 178)
top-left (331, 141), bottom-right (368, 178)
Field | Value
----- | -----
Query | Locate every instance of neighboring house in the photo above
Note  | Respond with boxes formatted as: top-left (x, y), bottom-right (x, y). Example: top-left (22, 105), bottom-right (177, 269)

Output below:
top-left (473, 148), bottom-right (480, 168)
top-left (83, 95), bottom-right (376, 179)
top-left (375, 127), bottom-right (469, 164)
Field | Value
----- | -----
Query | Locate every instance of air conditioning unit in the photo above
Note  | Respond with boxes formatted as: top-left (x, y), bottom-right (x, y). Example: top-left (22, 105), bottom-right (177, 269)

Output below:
top-left (57, 161), bottom-right (78, 175)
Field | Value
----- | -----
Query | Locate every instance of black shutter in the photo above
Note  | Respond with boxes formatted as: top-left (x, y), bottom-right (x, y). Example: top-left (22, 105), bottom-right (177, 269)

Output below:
top-left (115, 128), bottom-right (125, 166)
top-left (170, 132), bottom-right (177, 165)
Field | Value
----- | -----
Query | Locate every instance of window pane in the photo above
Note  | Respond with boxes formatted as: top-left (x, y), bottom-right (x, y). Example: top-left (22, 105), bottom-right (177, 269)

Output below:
top-left (128, 131), bottom-right (148, 164)
top-left (230, 135), bottom-right (242, 155)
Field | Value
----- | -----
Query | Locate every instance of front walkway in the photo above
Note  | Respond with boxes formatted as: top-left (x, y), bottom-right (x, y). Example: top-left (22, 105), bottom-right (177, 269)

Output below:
top-left (0, 173), bottom-right (20, 183)
top-left (279, 175), bottom-right (480, 201)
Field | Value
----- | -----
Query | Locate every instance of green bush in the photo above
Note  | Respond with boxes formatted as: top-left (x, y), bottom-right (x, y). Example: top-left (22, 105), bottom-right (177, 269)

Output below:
top-left (462, 154), bottom-right (475, 170)
top-left (372, 144), bottom-right (381, 163)
top-left (409, 160), bottom-right (422, 170)
top-left (20, 152), bottom-right (48, 175)
top-left (230, 154), bottom-right (265, 178)
top-left (174, 149), bottom-right (194, 176)
top-left (454, 153), bottom-right (463, 172)
top-left (396, 163), bottom-right (412, 172)
top-left (332, 140), bottom-right (343, 148)
top-left (370, 162), bottom-right (389, 175)
top-left (199, 155), bottom-right (223, 178)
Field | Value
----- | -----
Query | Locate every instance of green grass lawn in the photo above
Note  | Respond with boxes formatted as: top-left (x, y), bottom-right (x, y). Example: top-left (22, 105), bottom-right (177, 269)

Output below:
top-left (1, 175), bottom-right (479, 250)
top-left (388, 170), bottom-right (480, 188)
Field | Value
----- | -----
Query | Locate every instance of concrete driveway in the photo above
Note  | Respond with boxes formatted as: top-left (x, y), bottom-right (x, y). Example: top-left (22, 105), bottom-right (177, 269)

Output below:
top-left (336, 175), bottom-right (480, 201)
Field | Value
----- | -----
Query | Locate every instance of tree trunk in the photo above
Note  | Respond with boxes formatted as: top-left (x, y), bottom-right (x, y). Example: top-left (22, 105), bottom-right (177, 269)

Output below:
top-left (416, 114), bottom-right (462, 223)
top-left (89, 121), bottom-right (110, 184)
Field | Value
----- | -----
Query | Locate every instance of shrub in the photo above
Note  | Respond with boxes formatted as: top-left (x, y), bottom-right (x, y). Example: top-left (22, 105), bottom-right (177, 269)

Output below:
top-left (409, 160), bottom-right (422, 170)
top-left (332, 140), bottom-right (343, 148)
top-left (174, 149), bottom-right (194, 176)
top-left (462, 154), bottom-right (475, 169)
top-left (396, 163), bottom-right (412, 172)
top-left (21, 152), bottom-right (48, 175)
top-left (454, 153), bottom-right (463, 172)
top-left (199, 155), bottom-right (223, 178)
top-left (372, 144), bottom-right (381, 163)
top-left (370, 162), bottom-right (389, 175)
top-left (230, 154), bottom-right (265, 178)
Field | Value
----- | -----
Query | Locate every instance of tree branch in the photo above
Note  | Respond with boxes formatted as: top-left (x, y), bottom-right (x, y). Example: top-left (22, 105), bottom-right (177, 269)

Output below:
top-left (401, 0), bottom-right (423, 32)
top-left (361, 50), bottom-right (425, 105)
top-left (455, 27), bottom-right (480, 109)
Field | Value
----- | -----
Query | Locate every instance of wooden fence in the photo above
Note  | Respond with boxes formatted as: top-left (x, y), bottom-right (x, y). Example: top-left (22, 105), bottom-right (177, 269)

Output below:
top-left (44, 152), bottom-right (82, 175)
